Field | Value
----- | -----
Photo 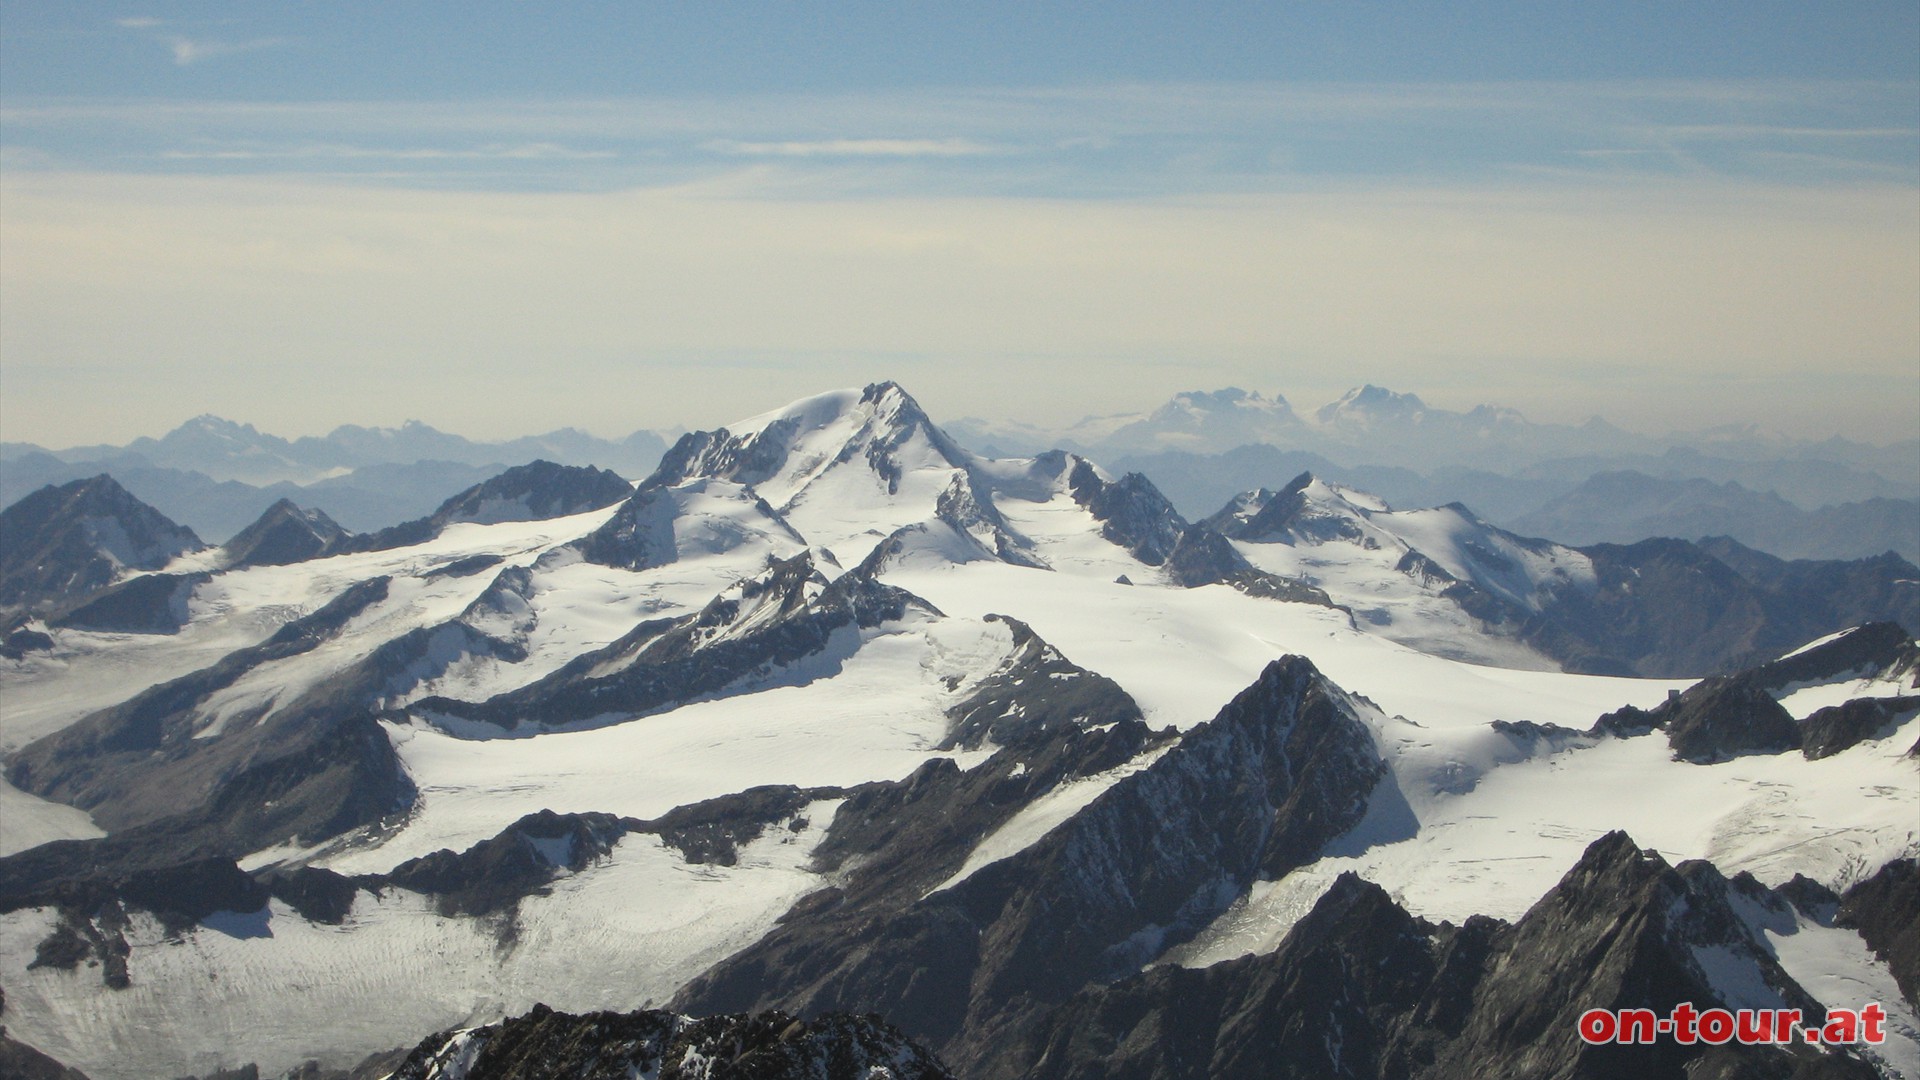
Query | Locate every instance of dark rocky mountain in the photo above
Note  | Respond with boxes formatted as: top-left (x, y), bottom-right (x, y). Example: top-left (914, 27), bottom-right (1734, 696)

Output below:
top-left (222, 498), bottom-right (352, 567)
top-left (0, 475), bottom-right (203, 614)
top-left (1053, 453), bottom-right (1186, 566)
top-left (341, 460), bottom-right (632, 554)
top-left (388, 1003), bottom-right (952, 1080)
top-left (676, 655), bottom-right (1386, 1075)
top-left (983, 832), bottom-right (1878, 1080)
top-left (0, 1032), bottom-right (91, 1080)
top-left (1160, 525), bottom-right (1336, 605)
top-left (1697, 536), bottom-right (1920, 635)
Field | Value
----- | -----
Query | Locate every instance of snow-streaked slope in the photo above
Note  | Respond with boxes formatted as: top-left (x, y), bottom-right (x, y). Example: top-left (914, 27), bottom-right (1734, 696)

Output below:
top-left (886, 560), bottom-right (1673, 735)
top-left (0, 506), bottom-right (625, 748)
top-left (1223, 476), bottom-right (1590, 668)
top-left (657, 383), bottom-right (980, 562)
top-left (317, 616), bottom-right (1011, 874)
top-left (1, 804), bottom-right (844, 1080)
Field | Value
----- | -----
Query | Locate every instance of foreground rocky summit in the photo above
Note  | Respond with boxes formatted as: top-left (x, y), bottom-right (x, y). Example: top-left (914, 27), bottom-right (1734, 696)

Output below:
top-left (390, 1005), bottom-right (952, 1080)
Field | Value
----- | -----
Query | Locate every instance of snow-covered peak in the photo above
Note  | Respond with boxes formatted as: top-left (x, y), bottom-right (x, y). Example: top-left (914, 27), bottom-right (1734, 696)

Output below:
top-left (1312, 384), bottom-right (1430, 426)
top-left (1151, 387), bottom-right (1295, 423)
top-left (170, 414), bottom-right (267, 443)
top-left (646, 382), bottom-right (982, 558)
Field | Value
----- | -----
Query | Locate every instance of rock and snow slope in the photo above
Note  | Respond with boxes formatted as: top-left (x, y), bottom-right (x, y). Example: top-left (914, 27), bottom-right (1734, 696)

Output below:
top-left (0, 383), bottom-right (1914, 1080)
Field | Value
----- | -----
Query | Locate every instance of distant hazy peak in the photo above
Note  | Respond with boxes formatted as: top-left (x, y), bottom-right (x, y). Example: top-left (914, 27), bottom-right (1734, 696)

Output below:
top-left (1312, 384), bottom-right (1430, 424)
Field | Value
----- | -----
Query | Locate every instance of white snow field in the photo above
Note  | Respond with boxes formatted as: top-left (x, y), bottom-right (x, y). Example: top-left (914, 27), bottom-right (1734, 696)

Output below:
top-left (2, 384), bottom-right (1914, 1078)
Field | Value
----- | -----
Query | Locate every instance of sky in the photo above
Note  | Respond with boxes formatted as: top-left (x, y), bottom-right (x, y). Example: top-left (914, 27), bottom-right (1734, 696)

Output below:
top-left (2, 2), bottom-right (1917, 448)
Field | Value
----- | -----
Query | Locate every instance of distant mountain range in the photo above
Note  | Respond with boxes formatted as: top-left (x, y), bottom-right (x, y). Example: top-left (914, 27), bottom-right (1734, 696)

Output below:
top-left (948, 385), bottom-right (1919, 480)
top-left (949, 386), bottom-right (1918, 564)
top-left (5, 384), bottom-right (1915, 572)
top-left (1, 416), bottom-right (671, 544)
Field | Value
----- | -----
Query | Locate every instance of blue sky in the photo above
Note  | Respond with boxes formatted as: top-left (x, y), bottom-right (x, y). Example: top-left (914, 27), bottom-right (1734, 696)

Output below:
top-left (2, 3), bottom-right (1916, 445)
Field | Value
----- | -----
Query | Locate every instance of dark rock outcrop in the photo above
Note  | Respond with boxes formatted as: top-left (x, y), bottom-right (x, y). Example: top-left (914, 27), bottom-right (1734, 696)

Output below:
top-left (1836, 859), bottom-right (1920, 1012)
top-left (1162, 524), bottom-right (1335, 605)
top-left (1801, 695), bottom-right (1920, 759)
top-left (1662, 678), bottom-right (1803, 763)
top-left (387, 1003), bottom-right (953, 1080)
top-left (44, 571), bottom-right (210, 634)
top-left (940, 614), bottom-right (1144, 750)
top-left (385, 810), bottom-right (635, 918)
top-left (1061, 455), bottom-right (1187, 566)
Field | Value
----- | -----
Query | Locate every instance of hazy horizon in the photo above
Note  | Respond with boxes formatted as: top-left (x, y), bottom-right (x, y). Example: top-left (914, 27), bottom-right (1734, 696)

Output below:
top-left (8, 377), bottom-right (1919, 457)
top-left (4, 4), bottom-right (1916, 448)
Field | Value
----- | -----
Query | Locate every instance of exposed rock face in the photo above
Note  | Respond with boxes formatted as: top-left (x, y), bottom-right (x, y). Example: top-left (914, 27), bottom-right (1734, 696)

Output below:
top-left (1205, 471), bottom-right (1337, 542)
top-left (675, 656), bottom-right (1386, 1075)
top-left (221, 498), bottom-right (351, 567)
top-left (940, 614), bottom-right (1144, 750)
top-left (1587, 622), bottom-right (1919, 762)
top-left (0, 474), bottom-right (203, 611)
top-left (1801, 696), bottom-right (1920, 759)
top-left (1661, 678), bottom-right (1803, 763)
top-left (0, 1030), bottom-right (93, 1080)
top-left (1062, 456), bottom-right (1187, 565)
top-left (1837, 859), bottom-right (1920, 1012)
top-left (1161, 524), bottom-right (1335, 606)
top-left (45, 571), bottom-right (210, 634)
top-left (0, 615), bottom-right (54, 658)
top-left (384, 810), bottom-right (636, 918)
top-left (388, 1004), bottom-right (954, 1080)
top-left (1736, 621), bottom-right (1920, 693)
top-left (987, 833), bottom-right (1879, 1080)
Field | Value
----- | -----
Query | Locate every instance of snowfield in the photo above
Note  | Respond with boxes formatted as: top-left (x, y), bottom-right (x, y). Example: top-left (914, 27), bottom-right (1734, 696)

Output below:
top-left (2, 383), bottom-right (1914, 1079)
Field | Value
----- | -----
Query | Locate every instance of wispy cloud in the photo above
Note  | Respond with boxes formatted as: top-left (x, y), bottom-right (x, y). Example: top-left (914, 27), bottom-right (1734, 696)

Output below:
top-left (164, 35), bottom-right (287, 67)
top-left (3, 79), bottom-right (1913, 198)
top-left (111, 15), bottom-right (287, 67)
top-left (706, 137), bottom-right (1000, 158)
top-left (158, 142), bottom-right (617, 162)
